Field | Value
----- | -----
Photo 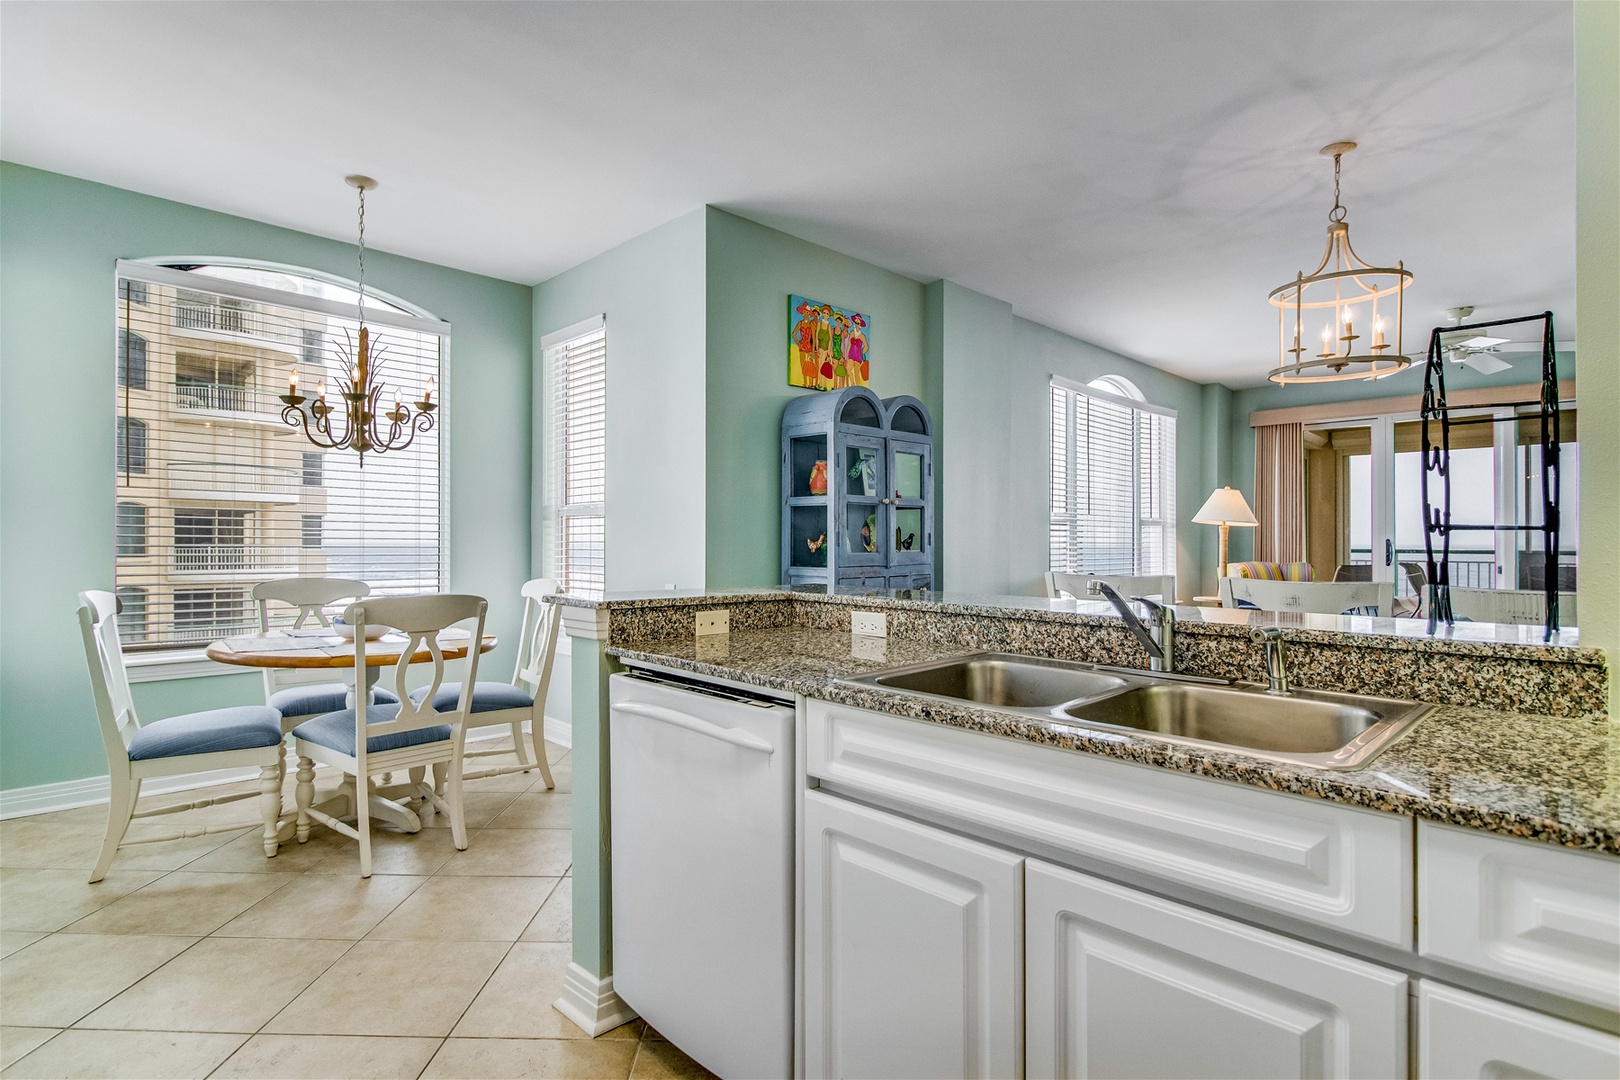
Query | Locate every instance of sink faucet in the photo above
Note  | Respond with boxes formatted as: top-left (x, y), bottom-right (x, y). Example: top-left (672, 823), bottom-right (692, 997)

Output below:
top-left (1088, 581), bottom-right (1175, 673)
top-left (1250, 627), bottom-right (1290, 695)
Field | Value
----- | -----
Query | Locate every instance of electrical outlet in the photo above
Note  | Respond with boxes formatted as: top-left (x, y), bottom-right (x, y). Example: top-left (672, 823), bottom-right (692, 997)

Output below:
top-left (695, 609), bottom-right (730, 636)
top-left (851, 610), bottom-right (887, 638)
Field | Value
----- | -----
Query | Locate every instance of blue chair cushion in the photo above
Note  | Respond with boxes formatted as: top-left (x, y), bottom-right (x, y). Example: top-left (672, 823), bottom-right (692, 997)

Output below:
top-left (127, 706), bottom-right (284, 761)
top-left (292, 704), bottom-right (452, 756)
top-left (269, 683), bottom-right (399, 719)
top-left (408, 681), bottom-right (534, 714)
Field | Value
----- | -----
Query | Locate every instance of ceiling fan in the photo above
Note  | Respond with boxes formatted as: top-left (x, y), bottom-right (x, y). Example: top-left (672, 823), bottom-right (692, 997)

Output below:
top-left (1438, 306), bottom-right (1573, 375)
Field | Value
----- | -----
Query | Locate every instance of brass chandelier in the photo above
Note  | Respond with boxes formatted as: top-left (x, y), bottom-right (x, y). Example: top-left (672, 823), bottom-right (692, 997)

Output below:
top-left (1267, 142), bottom-right (1413, 385)
top-left (279, 175), bottom-right (436, 465)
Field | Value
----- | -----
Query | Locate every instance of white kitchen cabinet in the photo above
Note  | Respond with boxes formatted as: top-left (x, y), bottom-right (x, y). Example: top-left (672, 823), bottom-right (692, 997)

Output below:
top-left (1418, 820), bottom-right (1620, 1012)
top-left (1025, 858), bottom-right (1409, 1079)
top-left (1417, 980), bottom-right (1620, 1079)
top-left (802, 789), bottom-right (1024, 1079)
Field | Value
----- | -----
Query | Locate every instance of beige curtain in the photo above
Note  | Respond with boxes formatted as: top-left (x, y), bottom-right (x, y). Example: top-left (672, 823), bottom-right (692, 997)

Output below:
top-left (1254, 421), bottom-right (1305, 563)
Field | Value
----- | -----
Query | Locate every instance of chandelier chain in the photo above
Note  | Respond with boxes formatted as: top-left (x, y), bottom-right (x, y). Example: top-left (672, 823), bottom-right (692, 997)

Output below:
top-left (356, 185), bottom-right (367, 321)
top-left (1329, 153), bottom-right (1346, 223)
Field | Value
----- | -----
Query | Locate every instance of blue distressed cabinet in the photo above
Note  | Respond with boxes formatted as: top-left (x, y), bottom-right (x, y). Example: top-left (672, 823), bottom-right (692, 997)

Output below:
top-left (781, 387), bottom-right (934, 590)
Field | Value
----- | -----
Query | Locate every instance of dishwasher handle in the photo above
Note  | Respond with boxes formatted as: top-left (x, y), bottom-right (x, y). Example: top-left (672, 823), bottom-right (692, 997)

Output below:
top-left (614, 700), bottom-right (776, 754)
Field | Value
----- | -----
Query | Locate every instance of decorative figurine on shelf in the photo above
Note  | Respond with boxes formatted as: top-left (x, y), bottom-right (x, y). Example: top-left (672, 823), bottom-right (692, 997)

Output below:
top-left (808, 460), bottom-right (828, 495)
top-left (861, 514), bottom-right (877, 553)
top-left (806, 533), bottom-right (827, 565)
top-left (896, 529), bottom-right (916, 551)
top-left (849, 455), bottom-right (876, 496)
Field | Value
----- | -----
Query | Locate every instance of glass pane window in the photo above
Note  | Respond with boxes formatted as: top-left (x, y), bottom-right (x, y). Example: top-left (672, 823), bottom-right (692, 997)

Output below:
top-left (115, 586), bottom-right (148, 643)
top-left (544, 319), bottom-right (607, 595)
top-left (115, 265), bottom-right (446, 651)
top-left (116, 502), bottom-right (147, 556)
top-left (117, 330), bottom-right (147, 389)
top-left (1049, 379), bottom-right (1176, 577)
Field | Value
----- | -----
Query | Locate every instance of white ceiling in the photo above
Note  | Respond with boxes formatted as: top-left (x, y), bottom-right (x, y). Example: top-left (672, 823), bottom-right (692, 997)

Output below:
top-left (1, 1), bottom-right (1575, 387)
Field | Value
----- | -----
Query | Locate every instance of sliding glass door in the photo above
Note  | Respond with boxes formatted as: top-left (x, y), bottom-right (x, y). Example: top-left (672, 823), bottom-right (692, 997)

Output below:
top-left (1304, 406), bottom-right (1578, 604)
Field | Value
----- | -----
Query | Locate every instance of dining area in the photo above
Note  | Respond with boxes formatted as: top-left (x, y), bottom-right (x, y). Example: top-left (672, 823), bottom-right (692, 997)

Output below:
top-left (76, 575), bottom-right (566, 882)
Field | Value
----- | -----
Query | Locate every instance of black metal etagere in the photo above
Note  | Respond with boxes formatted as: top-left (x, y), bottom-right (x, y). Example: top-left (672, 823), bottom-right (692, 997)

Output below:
top-left (1420, 311), bottom-right (1561, 639)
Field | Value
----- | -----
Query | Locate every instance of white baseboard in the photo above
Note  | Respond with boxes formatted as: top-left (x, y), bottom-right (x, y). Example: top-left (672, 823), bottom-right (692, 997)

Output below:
top-left (542, 713), bottom-right (572, 750)
top-left (554, 962), bottom-right (638, 1037)
top-left (1, 719), bottom-right (573, 821)
top-left (0, 766), bottom-right (260, 820)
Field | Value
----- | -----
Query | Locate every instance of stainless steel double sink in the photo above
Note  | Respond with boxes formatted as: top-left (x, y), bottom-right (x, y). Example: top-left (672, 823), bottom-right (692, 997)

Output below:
top-left (840, 652), bottom-right (1430, 771)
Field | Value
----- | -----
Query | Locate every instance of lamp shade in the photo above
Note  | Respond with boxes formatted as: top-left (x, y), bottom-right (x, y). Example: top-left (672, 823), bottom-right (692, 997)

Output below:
top-left (1193, 486), bottom-right (1258, 527)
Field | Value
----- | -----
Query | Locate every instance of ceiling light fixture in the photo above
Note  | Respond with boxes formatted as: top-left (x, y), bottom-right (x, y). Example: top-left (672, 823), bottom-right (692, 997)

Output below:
top-left (1267, 142), bottom-right (1413, 385)
top-left (279, 175), bottom-right (436, 466)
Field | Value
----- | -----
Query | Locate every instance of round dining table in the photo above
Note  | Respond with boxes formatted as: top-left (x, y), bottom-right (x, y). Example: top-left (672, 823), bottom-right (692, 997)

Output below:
top-left (206, 629), bottom-right (498, 701)
top-left (206, 628), bottom-right (498, 835)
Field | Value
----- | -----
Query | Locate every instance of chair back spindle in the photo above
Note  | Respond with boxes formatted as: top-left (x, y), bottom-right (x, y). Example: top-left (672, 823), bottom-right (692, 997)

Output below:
top-left (254, 576), bottom-right (372, 631)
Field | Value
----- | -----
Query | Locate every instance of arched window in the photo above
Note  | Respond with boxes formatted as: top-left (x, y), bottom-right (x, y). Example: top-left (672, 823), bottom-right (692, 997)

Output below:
top-left (113, 259), bottom-right (448, 653)
top-left (1087, 374), bottom-right (1144, 402)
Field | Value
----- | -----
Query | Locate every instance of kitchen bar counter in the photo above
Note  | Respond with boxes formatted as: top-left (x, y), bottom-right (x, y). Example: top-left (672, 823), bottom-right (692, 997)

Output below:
top-left (606, 625), bottom-right (1620, 855)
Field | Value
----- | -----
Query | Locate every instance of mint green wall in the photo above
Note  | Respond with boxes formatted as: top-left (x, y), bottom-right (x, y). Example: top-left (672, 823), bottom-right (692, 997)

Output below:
top-left (0, 162), bottom-right (534, 792)
top-left (1199, 384), bottom-right (1236, 596)
top-left (935, 282), bottom-right (1014, 594)
top-left (532, 209), bottom-right (707, 593)
top-left (704, 208), bottom-right (928, 588)
top-left (1224, 352), bottom-right (1577, 565)
top-left (924, 278), bottom-right (1212, 599)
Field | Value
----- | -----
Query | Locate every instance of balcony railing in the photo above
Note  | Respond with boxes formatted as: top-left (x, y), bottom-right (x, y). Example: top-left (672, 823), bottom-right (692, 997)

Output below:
top-left (1348, 549), bottom-right (1577, 594)
top-left (173, 298), bottom-right (302, 350)
top-left (175, 382), bottom-right (250, 412)
top-left (167, 461), bottom-right (298, 501)
top-left (172, 545), bottom-right (300, 573)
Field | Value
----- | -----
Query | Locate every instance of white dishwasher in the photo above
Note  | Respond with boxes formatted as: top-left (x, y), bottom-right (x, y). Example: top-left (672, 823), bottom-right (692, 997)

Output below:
top-left (609, 669), bottom-right (795, 1080)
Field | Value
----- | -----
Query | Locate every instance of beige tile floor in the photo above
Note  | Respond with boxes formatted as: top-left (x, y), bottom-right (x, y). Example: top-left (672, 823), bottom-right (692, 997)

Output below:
top-left (0, 741), bottom-right (717, 1080)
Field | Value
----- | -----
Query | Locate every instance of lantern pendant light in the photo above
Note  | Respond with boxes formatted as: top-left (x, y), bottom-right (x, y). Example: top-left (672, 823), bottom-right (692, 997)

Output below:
top-left (1267, 143), bottom-right (1413, 385)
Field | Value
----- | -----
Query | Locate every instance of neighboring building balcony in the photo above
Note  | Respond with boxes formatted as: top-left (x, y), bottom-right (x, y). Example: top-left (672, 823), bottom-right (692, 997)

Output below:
top-left (167, 461), bottom-right (300, 504)
top-left (171, 384), bottom-right (296, 429)
top-left (171, 545), bottom-right (300, 576)
top-left (173, 296), bottom-right (303, 355)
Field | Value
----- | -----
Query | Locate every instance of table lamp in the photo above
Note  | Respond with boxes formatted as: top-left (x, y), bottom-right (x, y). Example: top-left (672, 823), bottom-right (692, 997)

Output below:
top-left (1193, 486), bottom-right (1258, 579)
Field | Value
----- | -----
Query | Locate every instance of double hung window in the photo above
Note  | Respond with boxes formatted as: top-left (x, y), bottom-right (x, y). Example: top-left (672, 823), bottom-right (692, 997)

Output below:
top-left (114, 260), bottom-right (448, 653)
top-left (542, 317), bottom-right (607, 595)
top-left (1049, 376), bottom-right (1177, 577)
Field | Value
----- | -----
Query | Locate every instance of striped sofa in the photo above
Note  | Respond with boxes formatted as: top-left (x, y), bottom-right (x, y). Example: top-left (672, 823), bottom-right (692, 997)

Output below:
top-left (1226, 561), bottom-right (1314, 582)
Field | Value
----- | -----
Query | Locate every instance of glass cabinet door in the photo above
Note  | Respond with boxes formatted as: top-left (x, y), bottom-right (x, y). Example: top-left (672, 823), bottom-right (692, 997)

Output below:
top-left (839, 435), bottom-right (887, 567)
top-left (888, 439), bottom-right (931, 567)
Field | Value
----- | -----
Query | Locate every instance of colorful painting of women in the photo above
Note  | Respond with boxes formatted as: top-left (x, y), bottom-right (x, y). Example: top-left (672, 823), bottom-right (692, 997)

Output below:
top-left (788, 294), bottom-right (871, 391)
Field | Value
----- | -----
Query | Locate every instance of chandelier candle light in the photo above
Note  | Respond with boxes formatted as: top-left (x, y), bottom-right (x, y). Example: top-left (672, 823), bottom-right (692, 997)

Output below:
top-left (279, 175), bottom-right (436, 465)
top-left (1267, 142), bottom-right (1413, 385)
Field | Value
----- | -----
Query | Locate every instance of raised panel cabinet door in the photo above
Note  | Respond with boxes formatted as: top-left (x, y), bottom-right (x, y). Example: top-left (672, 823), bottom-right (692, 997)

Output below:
top-left (1418, 820), bottom-right (1620, 1012)
top-left (802, 789), bottom-right (1024, 1080)
top-left (1026, 859), bottom-right (1408, 1080)
top-left (1417, 980), bottom-right (1620, 1080)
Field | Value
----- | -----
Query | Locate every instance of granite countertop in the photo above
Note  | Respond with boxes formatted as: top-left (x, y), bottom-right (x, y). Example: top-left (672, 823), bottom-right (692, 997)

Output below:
top-left (552, 586), bottom-right (1600, 663)
top-left (606, 626), bottom-right (1620, 856)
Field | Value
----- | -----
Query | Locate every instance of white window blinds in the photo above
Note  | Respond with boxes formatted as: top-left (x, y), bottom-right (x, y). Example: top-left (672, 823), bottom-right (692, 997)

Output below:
top-left (113, 261), bottom-right (447, 651)
top-left (1049, 379), bottom-right (1176, 577)
top-left (543, 317), bottom-right (607, 595)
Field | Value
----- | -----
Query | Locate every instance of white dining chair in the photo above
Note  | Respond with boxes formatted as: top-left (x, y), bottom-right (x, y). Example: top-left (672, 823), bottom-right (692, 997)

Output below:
top-left (1220, 576), bottom-right (1394, 616)
top-left (1046, 571), bottom-right (1176, 604)
top-left (78, 590), bottom-right (285, 883)
top-left (407, 577), bottom-right (561, 790)
top-left (251, 576), bottom-right (400, 726)
top-left (292, 593), bottom-right (487, 877)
